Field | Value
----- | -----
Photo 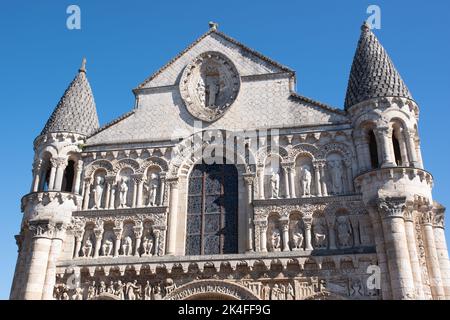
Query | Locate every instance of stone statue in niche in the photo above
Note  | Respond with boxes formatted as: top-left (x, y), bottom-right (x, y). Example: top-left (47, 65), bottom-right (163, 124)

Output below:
top-left (205, 71), bottom-right (220, 108)
top-left (291, 221), bottom-right (304, 250)
top-left (115, 280), bottom-right (125, 300)
top-left (145, 173), bottom-right (160, 206)
top-left (122, 236), bottom-right (133, 256)
top-left (92, 176), bottom-right (104, 209)
top-left (313, 219), bottom-right (327, 249)
top-left (102, 235), bottom-right (114, 257)
top-left (287, 283), bottom-right (295, 300)
top-left (82, 238), bottom-right (93, 257)
top-left (118, 177), bottom-right (129, 208)
top-left (271, 284), bottom-right (281, 300)
top-left (270, 170), bottom-right (280, 199)
top-left (98, 281), bottom-right (106, 295)
top-left (300, 166), bottom-right (312, 197)
top-left (271, 228), bottom-right (281, 251)
top-left (153, 285), bottom-right (162, 300)
top-left (126, 280), bottom-right (141, 300)
top-left (142, 234), bottom-right (154, 256)
top-left (337, 216), bottom-right (352, 248)
top-left (87, 281), bottom-right (96, 299)
top-left (261, 283), bottom-right (271, 300)
top-left (144, 281), bottom-right (152, 300)
top-left (107, 281), bottom-right (115, 294)
top-left (329, 161), bottom-right (344, 194)
top-left (72, 287), bottom-right (83, 300)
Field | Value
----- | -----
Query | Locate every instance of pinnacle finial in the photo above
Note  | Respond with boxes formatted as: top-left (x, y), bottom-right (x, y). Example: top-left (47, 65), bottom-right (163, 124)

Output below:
top-left (79, 57), bottom-right (87, 73)
top-left (209, 21), bottom-right (219, 31)
top-left (361, 21), bottom-right (371, 32)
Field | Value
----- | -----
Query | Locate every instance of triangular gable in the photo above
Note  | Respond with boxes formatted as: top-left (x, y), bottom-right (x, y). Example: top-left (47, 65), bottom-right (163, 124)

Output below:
top-left (136, 29), bottom-right (294, 89)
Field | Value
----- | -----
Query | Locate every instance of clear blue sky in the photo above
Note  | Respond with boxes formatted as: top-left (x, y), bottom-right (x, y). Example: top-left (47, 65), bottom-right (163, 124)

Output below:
top-left (0, 0), bottom-right (449, 299)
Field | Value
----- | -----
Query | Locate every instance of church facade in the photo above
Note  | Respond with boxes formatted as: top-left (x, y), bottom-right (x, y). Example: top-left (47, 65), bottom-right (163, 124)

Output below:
top-left (10, 22), bottom-right (450, 300)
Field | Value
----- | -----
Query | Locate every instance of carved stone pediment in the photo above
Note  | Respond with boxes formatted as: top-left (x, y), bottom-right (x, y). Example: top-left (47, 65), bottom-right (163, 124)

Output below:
top-left (180, 51), bottom-right (240, 122)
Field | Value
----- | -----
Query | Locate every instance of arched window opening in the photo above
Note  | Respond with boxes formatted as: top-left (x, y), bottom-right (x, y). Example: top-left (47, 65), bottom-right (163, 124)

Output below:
top-left (186, 159), bottom-right (238, 255)
top-left (43, 166), bottom-right (51, 191)
top-left (392, 133), bottom-right (402, 166)
top-left (368, 130), bottom-right (379, 169)
top-left (62, 160), bottom-right (75, 192)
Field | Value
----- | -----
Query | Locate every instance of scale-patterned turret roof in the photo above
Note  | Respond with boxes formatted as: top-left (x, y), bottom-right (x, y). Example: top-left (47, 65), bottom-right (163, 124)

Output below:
top-left (41, 59), bottom-right (99, 136)
top-left (344, 23), bottom-right (413, 109)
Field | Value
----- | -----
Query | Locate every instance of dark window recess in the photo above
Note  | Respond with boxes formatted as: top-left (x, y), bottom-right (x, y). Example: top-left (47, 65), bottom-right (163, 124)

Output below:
top-left (62, 160), bottom-right (75, 192)
top-left (369, 130), bottom-right (379, 169)
top-left (186, 161), bottom-right (238, 255)
top-left (392, 134), bottom-right (402, 166)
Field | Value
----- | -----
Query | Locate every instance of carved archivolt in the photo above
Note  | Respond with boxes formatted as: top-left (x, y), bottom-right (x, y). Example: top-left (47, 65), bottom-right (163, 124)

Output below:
top-left (84, 160), bottom-right (114, 177)
top-left (289, 143), bottom-right (319, 162)
top-left (138, 157), bottom-right (169, 174)
top-left (318, 142), bottom-right (353, 167)
top-left (112, 158), bottom-right (140, 175)
top-left (256, 145), bottom-right (289, 166)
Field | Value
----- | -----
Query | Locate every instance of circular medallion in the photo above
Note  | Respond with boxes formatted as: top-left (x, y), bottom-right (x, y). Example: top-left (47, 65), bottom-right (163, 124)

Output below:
top-left (179, 51), bottom-right (240, 122)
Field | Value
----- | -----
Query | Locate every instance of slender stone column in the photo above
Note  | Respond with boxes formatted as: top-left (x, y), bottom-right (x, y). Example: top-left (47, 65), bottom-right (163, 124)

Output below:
top-left (53, 157), bottom-right (67, 191)
top-left (31, 160), bottom-right (42, 192)
top-left (166, 178), bottom-right (179, 255)
top-left (404, 204), bottom-right (425, 299)
top-left (108, 179), bottom-right (116, 209)
top-left (406, 133), bottom-right (420, 168)
top-left (113, 226), bottom-right (122, 257)
top-left (131, 179), bottom-right (138, 208)
top-left (397, 129), bottom-right (410, 167)
top-left (42, 223), bottom-right (66, 300)
top-left (73, 160), bottom-right (84, 194)
top-left (313, 163), bottom-right (322, 197)
top-left (280, 219), bottom-right (290, 252)
top-left (153, 229), bottom-right (161, 256)
top-left (82, 178), bottom-right (92, 210)
top-left (346, 166), bottom-right (353, 193)
top-left (367, 205), bottom-right (392, 300)
top-left (133, 225), bottom-right (143, 257)
top-left (375, 126), bottom-right (396, 168)
top-left (93, 226), bottom-right (104, 259)
top-left (257, 166), bottom-right (265, 200)
top-left (378, 197), bottom-right (415, 299)
top-left (420, 208), bottom-right (445, 299)
top-left (288, 166), bottom-right (296, 198)
top-left (319, 163), bottom-right (328, 196)
top-left (23, 221), bottom-right (54, 300)
top-left (281, 166), bottom-right (290, 198)
top-left (303, 215), bottom-right (313, 250)
top-left (159, 173), bottom-right (166, 206)
top-left (260, 221), bottom-right (268, 252)
top-left (47, 162), bottom-right (57, 191)
top-left (73, 229), bottom-right (83, 259)
top-left (349, 215), bottom-right (361, 247)
top-left (243, 174), bottom-right (255, 252)
top-left (433, 206), bottom-right (450, 299)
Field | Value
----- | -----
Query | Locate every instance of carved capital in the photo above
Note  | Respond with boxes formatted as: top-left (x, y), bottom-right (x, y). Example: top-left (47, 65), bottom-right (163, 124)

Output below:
top-left (404, 203), bottom-right (415, 222)
top-left (420, 210), bottom-right (434, 225)
top-left (131, 174), bottom-right (145, 185)
top-left (51, 157), bottom-right (68, 169)
top-left (166, 178), bottom-right (179, 188)
top-left (133, 226), bottom-right (143, 238)
top-left (113, 227), bottom-right (123, 239)
top-left (242, 173), bottom-right (256, 185)
top-left (377, 197), bottom-right (406, 219)
top-left (433, 206), bottom-right (445, 228)
top-left (29, 220), bottom-right (55, 238)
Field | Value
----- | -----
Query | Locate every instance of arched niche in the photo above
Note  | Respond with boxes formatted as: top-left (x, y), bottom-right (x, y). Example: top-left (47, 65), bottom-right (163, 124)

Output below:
top-left (294, 154), bottom-right (315, 197)
top-left (100, 222), bottom-right (116, 257)
top-left (263, 154), bottom-right (284, 199)
top-left (89, 169), bottom-right (107, 209)
top-left (120, 221), bottom-right (136, 256)
top-left (116, 167), bottom-right (134, 208)
top-left (267, 213), bottom-right (281, 252)
top-left (39, 151), bottom-right (53, 191)
top-left (144, 166), bottom-right (162, 207)
top-left (312, 212), bottom-right (328, 250)
top-left (326, 152), bottom-right (351, 195)
top-left (335, 209), bottom-right (353, 249)
top-left (289, 212), bottom-right (304, 251)
top-left (389, 118), bottom-right (410, 167)
top-left (80, 223), bottom-right (96, 258)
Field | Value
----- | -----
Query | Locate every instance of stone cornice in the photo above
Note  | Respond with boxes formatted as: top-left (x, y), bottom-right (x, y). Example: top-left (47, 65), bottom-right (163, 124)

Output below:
top-left (253, 194), bottom-right (363, 208)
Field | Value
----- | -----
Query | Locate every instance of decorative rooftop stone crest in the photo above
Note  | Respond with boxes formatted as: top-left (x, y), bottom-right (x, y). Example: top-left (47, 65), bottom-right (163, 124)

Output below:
top-left (179, 51), bottom-right (240, 122)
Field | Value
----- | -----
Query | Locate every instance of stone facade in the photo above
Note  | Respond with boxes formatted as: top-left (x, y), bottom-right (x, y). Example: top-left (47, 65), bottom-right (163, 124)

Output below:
top-left (10, 23), bottom-right (450, 300)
